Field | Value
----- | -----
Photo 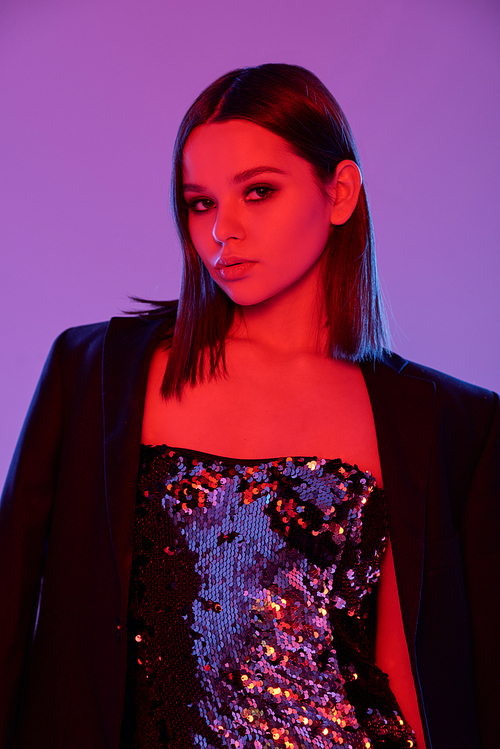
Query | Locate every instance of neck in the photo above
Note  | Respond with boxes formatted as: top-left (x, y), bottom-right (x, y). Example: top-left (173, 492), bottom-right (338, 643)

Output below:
top-left (229, 263), bottom-right (328, 357)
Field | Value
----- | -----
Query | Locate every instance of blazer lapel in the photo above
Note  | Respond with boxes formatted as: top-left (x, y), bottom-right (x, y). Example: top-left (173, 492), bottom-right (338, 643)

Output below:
top-left (102, 316), bottom-right (167, 599)
top-left (361, 355), bottom-right (436, 647)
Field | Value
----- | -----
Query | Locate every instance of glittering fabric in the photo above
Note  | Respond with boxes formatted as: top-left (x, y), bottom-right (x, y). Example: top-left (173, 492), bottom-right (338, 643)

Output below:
top-left (120, 446), bottom-right (417, 749)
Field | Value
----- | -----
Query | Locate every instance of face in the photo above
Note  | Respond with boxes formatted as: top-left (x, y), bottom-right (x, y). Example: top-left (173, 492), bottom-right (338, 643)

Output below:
top-left (182, 120), bottom-right (335, 307)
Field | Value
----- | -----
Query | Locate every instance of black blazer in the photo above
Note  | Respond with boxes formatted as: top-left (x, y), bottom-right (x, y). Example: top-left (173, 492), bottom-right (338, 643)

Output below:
top-left (1, 315), bottom-right (498, 749)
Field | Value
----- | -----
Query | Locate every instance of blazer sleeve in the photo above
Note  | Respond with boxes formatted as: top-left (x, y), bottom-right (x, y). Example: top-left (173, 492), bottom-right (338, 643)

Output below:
top-left (0, 332), bottom-right (67, 743)
top-left (460, 390), bottom-right (500, 746)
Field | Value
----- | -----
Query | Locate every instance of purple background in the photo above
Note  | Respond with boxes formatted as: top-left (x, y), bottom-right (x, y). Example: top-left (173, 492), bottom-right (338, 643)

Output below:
top-left (1, 0), bottom-right (499, 487)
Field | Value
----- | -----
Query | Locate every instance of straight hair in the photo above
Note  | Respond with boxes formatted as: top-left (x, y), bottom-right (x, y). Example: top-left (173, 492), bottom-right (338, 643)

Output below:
top-left (141, 64), bottom-right (389, 398)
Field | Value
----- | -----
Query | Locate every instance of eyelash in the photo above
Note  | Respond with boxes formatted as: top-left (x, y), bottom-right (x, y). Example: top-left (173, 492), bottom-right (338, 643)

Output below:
top-left (186, 185), bottom-right (277, 213)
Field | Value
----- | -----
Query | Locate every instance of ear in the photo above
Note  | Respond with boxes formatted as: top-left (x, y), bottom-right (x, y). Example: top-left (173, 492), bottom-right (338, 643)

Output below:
top-left (326, 160), bottom-right (362, 225)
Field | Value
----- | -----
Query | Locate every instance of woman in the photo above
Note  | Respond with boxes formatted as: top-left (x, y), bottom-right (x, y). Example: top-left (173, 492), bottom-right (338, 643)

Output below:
top-left (0, 64), bottom-right (498, 749)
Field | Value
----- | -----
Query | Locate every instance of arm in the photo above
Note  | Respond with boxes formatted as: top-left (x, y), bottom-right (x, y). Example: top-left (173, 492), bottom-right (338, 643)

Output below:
top-left (0, 334), bottom-right (65, 743)
top-left (376, 538), bottom-right (426, 749)
top-left (459, 391), bottom-right (500, 746)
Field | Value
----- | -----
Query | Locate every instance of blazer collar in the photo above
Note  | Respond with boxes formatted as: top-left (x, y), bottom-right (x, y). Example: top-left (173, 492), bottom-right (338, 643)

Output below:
top-left (361, 354), bottom-right (436, 646)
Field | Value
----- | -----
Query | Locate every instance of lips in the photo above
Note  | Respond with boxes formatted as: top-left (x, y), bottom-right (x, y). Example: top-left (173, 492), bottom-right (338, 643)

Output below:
top-left (216, 261), bottom-right (256, 280)
top-left (215, 254), bottom-right (252, 268)
top-left (215, 255), bottom-right (256, 280)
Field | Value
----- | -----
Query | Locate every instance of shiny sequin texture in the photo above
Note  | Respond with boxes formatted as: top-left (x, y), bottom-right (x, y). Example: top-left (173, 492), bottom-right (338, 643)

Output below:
top-left (121, 446), bottom-right (417, 749)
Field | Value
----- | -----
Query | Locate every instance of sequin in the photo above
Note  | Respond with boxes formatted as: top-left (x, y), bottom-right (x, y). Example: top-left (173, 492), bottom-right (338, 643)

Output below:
top-left (121, 446), bottom-right (417, 748)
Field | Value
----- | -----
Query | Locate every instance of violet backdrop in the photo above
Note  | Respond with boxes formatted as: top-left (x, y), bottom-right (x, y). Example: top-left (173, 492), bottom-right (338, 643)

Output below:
top-left (1, 0), bottom-right (499, 487)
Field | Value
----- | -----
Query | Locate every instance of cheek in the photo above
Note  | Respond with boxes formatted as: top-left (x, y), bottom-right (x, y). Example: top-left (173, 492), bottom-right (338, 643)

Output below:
top-left (188, 216), bottom-right (213, 261)
top-left (269, 200), bottom-right (331, 264)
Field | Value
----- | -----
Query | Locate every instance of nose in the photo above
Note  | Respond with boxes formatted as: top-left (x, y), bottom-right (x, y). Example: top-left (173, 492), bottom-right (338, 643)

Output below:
top-left (212, 201), bottom-right (245, 245)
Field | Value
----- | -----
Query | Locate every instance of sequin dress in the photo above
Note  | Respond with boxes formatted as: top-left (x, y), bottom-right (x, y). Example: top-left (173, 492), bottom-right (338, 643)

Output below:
top-left (120, 445), bottom-right (417, 749)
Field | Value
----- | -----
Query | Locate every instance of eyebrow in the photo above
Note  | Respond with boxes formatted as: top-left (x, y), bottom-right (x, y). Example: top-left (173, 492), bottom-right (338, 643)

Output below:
top-left (183, 166), bottom-right (287, 193)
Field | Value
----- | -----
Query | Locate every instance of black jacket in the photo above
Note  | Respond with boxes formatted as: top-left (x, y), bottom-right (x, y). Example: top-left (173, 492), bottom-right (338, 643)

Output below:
top-left (1, 315), bottom-right (499, 748)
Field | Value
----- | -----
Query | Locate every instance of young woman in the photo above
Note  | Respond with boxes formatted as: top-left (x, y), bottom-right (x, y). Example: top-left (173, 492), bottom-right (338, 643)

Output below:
top-left (1, 64), bottom-right (498, 749)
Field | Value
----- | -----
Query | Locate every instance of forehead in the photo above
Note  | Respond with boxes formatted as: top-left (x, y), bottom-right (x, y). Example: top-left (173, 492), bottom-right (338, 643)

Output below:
top-left (182, 120), bottom-right (301, 183)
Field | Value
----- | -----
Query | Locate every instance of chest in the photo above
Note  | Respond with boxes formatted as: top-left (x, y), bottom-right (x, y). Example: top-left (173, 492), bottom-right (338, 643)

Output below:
top-left (141, 345), bottom-right (383, 485)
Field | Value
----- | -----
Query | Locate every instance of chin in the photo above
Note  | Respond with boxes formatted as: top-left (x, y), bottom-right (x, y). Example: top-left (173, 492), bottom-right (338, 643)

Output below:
top-left (217, 285), bottom-right (279, 308)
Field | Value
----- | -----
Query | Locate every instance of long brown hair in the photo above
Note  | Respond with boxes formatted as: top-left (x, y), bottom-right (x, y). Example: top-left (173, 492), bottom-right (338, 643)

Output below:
top-left (148, 64), bottom-right (388, 398)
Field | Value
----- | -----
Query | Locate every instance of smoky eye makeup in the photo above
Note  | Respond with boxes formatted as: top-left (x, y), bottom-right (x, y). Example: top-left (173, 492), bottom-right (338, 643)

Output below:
top-left (244, 185), bottom-right (278, 202)
top-left (185, 197), bottom-right (215, 213)
top-left (184, 184), bottom-right (278, 213)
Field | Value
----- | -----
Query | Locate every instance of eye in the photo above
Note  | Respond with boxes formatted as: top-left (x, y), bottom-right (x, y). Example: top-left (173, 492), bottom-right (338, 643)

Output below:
top-left (187, 197), bottom-right (215, 213)
top-left (245, 185), bottom-right (277, 202)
